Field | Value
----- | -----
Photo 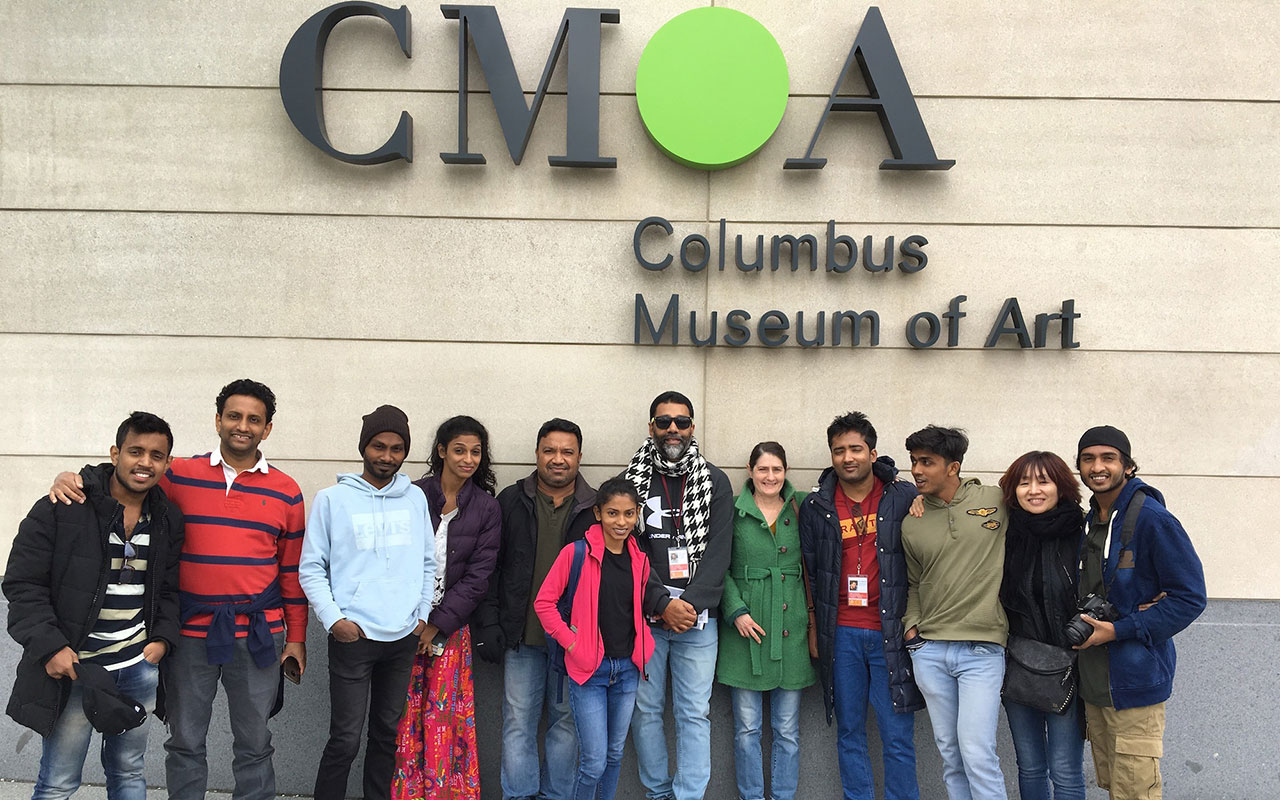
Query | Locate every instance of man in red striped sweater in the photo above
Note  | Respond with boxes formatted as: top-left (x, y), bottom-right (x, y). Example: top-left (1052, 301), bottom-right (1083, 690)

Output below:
top-left (51, 379), bottom-right (307, 800)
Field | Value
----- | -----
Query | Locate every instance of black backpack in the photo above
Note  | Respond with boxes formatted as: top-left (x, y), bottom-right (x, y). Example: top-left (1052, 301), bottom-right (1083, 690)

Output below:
top-left (546, 539), bottom-right (588, 699)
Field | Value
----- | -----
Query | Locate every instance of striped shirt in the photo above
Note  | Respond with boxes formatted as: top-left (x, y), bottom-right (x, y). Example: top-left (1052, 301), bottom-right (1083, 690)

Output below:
top-left (79, 511), bottom-right (150, 671)
top-left (162, 452), bottom-right (308, 642)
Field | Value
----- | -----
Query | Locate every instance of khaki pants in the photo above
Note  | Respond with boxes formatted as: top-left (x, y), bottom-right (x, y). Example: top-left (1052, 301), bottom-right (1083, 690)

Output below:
top-left (1084, 701), bottom-right (1165, 800)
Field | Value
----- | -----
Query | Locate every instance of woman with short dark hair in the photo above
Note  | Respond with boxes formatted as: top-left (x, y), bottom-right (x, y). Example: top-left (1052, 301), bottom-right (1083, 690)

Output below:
top-left (998, 451), bottom-right (1086, 800)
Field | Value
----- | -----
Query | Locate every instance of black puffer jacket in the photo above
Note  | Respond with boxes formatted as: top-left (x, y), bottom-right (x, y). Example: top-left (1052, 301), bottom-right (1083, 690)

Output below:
top-left (799, 458), bottom-right (924, 722)
top-left (471, 472), bottom-right (596, 663)
top-left (4, 463), bottom-right (184, 735)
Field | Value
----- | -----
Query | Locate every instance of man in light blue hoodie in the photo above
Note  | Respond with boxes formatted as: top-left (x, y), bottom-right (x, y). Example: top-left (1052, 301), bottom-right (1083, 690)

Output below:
top-left (299, 405), bottom-right (436, 800)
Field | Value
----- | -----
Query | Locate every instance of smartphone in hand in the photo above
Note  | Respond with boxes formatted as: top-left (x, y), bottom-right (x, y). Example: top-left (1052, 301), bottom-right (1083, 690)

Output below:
top-left (283, 655), bottom-right (302, 685)
top-left (428, 632), bottom-right (448, 659)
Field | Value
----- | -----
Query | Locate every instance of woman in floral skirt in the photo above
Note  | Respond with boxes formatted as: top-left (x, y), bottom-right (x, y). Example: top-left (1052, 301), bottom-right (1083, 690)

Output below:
top-left (393, 415), bottom-right (501, 800)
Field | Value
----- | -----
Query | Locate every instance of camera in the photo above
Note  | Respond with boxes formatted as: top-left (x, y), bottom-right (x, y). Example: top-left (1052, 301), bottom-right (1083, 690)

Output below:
top-left (1063, 593), bottom-right (1119, 647)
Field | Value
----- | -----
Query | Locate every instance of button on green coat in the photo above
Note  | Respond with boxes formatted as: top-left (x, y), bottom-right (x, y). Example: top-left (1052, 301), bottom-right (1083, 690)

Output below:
top-left (715, 480), bottom-right (817, 691)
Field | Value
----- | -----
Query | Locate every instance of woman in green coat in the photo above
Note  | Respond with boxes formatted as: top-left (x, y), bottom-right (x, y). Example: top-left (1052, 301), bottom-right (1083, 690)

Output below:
top-left (718, 441), bottom-right (816, 800)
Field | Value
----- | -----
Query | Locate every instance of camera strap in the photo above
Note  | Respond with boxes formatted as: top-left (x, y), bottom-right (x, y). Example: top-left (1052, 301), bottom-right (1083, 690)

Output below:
top-left (1102, 492), bottom-right (1146, 598)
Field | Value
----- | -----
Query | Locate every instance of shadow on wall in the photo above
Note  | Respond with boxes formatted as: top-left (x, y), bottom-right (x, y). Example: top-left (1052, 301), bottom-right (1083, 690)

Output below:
top-left (0, 598), bottom-right (1273, 800)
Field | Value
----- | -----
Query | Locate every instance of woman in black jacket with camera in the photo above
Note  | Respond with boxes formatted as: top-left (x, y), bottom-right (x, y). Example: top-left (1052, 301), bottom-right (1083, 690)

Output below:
top-left (998, 451), bottom-right (1086, 800)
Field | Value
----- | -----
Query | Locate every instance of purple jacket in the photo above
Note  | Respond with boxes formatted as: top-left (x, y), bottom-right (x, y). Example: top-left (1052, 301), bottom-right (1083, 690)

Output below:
top-left (414, 475), bottom-right (501, 636)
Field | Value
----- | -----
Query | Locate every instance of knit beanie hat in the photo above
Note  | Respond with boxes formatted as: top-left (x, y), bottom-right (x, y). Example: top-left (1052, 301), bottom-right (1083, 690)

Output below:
top-left (359, 405), bottom-right (411, 455)
top-left (1077, 425), bottom-right (1131, 459)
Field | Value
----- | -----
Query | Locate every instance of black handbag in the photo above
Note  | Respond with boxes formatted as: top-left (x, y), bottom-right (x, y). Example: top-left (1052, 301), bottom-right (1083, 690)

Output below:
top-left (1002, 634), bottom-right (1076, 715)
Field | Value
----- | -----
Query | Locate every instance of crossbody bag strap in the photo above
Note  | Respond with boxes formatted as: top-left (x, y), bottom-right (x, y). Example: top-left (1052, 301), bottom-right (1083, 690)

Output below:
top-left (1102, 492), bottom-right (1146, 598)
top-left (1119, 492), bottom-right (1146, 550)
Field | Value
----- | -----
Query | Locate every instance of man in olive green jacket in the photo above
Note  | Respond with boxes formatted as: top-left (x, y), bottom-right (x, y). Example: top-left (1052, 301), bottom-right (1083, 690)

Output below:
top-left (901, 426), bottom-right (1008, 800)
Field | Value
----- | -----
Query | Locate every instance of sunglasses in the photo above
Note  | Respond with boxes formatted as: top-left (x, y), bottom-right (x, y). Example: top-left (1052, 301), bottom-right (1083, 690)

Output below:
top-left (651, 415), bottom-right (693, 431)
top-left (119, 540), bottom-right (138, 585)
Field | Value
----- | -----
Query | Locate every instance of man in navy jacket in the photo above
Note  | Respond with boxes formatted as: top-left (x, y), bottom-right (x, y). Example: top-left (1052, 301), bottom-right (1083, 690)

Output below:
top-left (799, 412), bottom-right (921, 800)
top-left (1073, 425), bottom-right (1206, 800)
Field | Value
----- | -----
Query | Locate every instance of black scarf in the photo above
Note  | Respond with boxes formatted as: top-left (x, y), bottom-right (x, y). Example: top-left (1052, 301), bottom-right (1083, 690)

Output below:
top-left (1001, 501), bottom-right (1084, 646)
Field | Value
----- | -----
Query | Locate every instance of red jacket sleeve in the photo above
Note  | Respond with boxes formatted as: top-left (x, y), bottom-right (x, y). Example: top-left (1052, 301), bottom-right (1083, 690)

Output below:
top-left (279, 491), bottom-right (309, 643)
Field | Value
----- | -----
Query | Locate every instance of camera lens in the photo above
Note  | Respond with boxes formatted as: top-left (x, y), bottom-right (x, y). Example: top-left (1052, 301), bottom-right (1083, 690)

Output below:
top-left (1063, 614), bottom-right (1092, 647)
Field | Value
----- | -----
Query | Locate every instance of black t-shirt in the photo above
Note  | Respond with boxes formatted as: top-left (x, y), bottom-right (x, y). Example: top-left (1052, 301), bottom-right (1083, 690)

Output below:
top-left (598, 546), bottom-right (635, 658)
top-left (642, 473), bottom-right (688, 587)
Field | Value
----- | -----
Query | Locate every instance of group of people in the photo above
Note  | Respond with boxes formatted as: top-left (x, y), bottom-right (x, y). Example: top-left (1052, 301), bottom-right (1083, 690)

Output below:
top-left (4, 380), bottom-right (1206, 800)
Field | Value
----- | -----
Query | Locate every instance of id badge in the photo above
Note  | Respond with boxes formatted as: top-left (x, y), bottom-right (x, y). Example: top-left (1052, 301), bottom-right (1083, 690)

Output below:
top-left (668, 547), bottom-right (690, 580)
top-left (847, 574), bottom-right (869, 607)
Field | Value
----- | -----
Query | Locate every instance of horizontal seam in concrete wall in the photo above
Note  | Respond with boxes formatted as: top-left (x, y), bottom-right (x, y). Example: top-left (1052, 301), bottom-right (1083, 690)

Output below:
top-left (2, 82), bottom-right (1279, 105)
top-left (3, 330), bottom-right (1279, 358)
top-left (8, 456), bottom-right (1278, 481)
top-left (1192, 620), bottom-right (1280, 626)
top-left (3, 207), bottom-right (1278, 233)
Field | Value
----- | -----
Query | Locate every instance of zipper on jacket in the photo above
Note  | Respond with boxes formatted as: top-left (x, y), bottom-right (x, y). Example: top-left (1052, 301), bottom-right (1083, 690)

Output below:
top-left (145, 500), bottom-right (163, 649)
top-left (640, 549), bottom-right (650, 681)
top-left (82, 502), bottom-right (118, 641)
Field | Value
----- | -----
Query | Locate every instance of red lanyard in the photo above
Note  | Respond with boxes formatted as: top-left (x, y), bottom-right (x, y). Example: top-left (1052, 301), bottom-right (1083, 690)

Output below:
top-left (843, 489), bottom-right (873, 573)
top-left (659, 474), bottom-right (687, 545)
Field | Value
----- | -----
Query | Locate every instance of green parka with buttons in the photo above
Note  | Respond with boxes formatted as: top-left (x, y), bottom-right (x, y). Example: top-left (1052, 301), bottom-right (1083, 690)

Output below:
top-left (716, 480), bottom-right (817, 691)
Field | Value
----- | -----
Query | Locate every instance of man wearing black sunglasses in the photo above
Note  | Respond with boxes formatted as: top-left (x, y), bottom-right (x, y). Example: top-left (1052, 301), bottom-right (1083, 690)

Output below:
top-left (5, 411), bottom-right (184, 800)
top-left (622, 391), bottom-right (732, 800)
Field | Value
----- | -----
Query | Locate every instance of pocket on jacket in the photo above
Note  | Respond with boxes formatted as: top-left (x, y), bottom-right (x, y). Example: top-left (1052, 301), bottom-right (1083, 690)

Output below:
top-left (345, 578), bottom-right (411, 627)
top-left (1111, 639), bottom-right (1171, 690)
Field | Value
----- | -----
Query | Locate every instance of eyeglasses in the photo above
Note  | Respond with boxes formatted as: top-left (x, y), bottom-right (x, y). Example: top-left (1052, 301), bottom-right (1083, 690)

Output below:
top-left (651, 415), bottom-right (693, 431)
top-left (119, 540), bottom-right (138, 585)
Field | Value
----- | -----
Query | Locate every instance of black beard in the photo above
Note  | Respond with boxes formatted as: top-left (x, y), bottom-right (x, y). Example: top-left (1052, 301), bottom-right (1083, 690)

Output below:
top-left (112, 467), bottom-right (151, 497)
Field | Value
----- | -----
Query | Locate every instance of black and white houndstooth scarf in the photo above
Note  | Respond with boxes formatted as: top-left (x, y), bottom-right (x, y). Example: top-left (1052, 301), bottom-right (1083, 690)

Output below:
top-left (623, 436), bottom-right (714, 570)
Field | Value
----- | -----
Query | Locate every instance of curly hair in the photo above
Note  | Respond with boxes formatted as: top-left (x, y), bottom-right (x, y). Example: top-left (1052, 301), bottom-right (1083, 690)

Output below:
top-left (427, 415), bottom-right (497, 496)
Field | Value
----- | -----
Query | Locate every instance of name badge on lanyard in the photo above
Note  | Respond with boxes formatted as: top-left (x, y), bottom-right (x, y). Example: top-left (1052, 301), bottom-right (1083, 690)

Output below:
top-left (847, 574), bottom-right (869, 607)
top-left (668, 547), bottom-right (691, 580)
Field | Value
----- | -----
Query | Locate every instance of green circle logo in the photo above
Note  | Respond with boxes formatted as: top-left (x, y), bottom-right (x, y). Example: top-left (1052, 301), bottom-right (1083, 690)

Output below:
top-left (635, 8), bottom-right (789, 170)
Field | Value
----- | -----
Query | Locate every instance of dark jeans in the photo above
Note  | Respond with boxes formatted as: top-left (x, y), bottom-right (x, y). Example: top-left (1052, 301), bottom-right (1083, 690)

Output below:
top-left (165, 633), bottom-right (283, 800)
top-left (314, 633), bottom-right (418, 800)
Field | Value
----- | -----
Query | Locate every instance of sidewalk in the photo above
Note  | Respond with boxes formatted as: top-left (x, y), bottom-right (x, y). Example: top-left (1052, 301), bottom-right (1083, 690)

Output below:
top-left (0, 781), bottom-right (249, 800)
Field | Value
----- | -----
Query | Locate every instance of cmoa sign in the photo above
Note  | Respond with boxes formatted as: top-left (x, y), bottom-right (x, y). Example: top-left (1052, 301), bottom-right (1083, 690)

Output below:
top-left (279, 3), bottom-right (954, 171)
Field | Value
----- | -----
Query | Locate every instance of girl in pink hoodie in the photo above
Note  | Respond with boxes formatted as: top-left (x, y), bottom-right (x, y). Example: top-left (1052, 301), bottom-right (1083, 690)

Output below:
top-left (535, 478), bottom-right (671, 800)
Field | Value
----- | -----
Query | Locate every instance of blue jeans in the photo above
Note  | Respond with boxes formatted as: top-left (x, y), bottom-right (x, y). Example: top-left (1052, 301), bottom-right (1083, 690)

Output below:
top-left (729, 687), bottom-right (802, 800)
top-left (631, 623), bottom-right (718, 800)
top-left (567, 657), bottom-right (639, 800)
top-left (909, 640), bottom-right (1007, 800)
top-left (833, 626), bottom-right (919, 800)
top-left (33, 659), bottom-right (159, 800)
top-left (1003, 699), bottom-right (1085, 800)
top-left (501, 643), bottom-right (578, 800)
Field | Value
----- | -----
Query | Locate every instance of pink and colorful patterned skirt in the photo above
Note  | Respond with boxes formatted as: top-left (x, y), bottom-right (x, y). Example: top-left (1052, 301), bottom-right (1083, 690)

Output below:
top-left (391, 625), bottom-right (480, 800)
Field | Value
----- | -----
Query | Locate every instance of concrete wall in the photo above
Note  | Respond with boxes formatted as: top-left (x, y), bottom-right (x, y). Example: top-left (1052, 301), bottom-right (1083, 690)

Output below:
top-left (1, 1), bottom-right (1277, 598)
top-left (2, 1), bottom-right (1277, 797)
